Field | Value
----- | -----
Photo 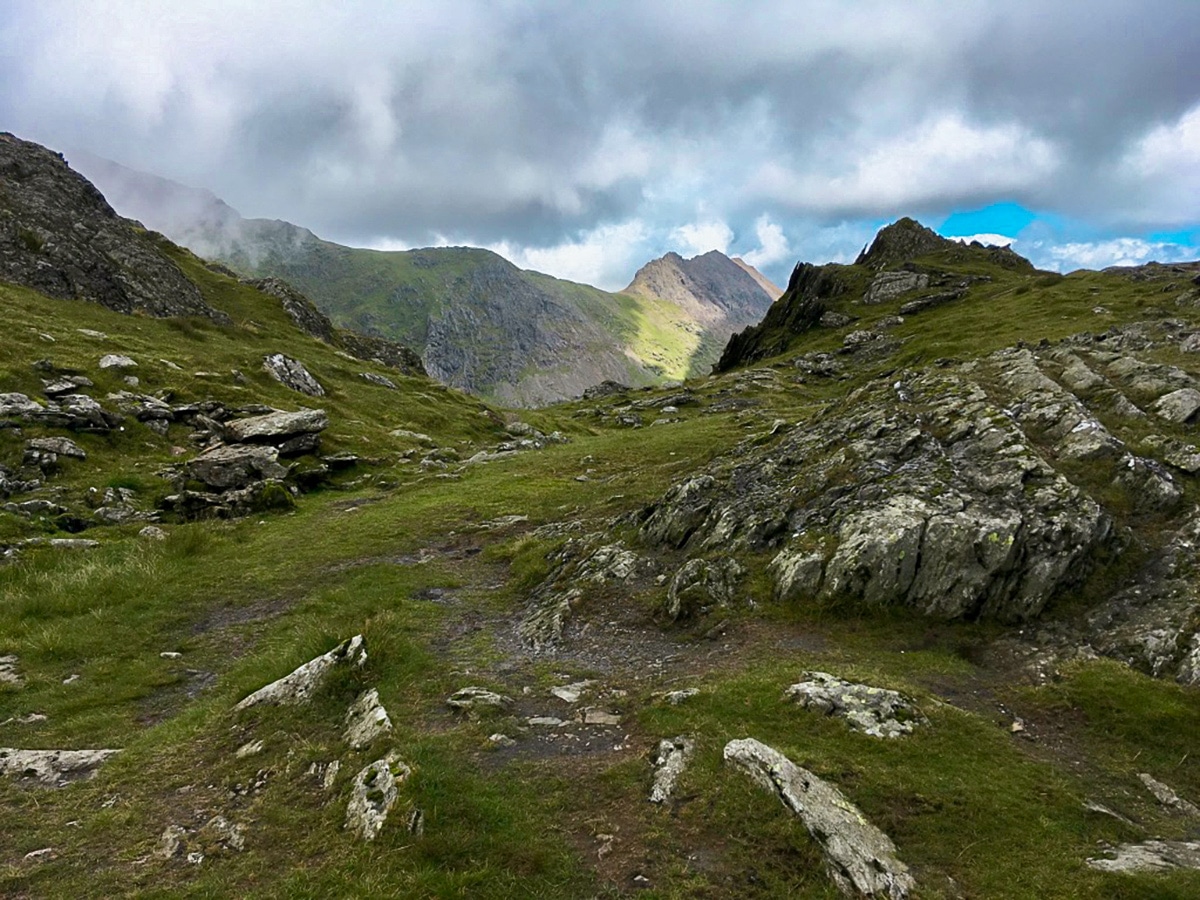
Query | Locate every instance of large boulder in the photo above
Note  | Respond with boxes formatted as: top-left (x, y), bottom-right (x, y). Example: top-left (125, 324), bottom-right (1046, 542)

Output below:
top-left (188, 444), bottom-right (288, 490)
top-left (223, 408), bottom-right (328, 444)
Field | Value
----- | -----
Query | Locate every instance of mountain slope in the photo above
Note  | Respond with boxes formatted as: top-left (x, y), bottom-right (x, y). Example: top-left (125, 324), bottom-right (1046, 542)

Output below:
top-left (73, 155), bottom-right (776, 404)
top-left (7, 155), bottom-right (1200, 897)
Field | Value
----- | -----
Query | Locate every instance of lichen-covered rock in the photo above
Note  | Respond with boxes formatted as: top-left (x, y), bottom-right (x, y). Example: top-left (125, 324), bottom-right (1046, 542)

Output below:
top-left (262, 353), bottom-right (324, 397)
top-left (861, 271), bottom-right (929, 305)
top-left (1153, 388), bottom-right (1200, 423)
top-left (223, 408), bottom-right (328, 444)
top-left (346, 752), bottom-right (413, 842)
top-left (0, 747), bottom-right (121, 785)
top-left (724, 738), bottom-right (914, 898)
top-left (446, 686), bottom-right (514, 713)
top-left (0, 655), bottom-right (22, 686)
top-left (785, 673), bottom-right (926, 739)
top-left (188, 444), bottom-right (288, 490)
top-left (650, 736), bottom-right (693, 804)
top-left (234, 635), bottom-right (366, 710)
top-left (665, 557), bottom-right (745, 620)
top-left (344, 688), bottom-right (393, 750)
top-left (769, 548), bottom-right (826, 602)
top-left (1088, 840), bottom-right (1200, 873)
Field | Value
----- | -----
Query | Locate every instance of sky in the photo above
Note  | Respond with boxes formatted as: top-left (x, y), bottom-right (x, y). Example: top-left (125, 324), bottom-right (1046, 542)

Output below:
top-left (2, 0), bottom-right (1199, 291)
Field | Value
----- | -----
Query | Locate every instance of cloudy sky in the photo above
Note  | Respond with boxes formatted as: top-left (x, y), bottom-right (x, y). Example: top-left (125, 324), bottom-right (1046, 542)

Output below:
top-left (3, 0), bottom-right (1199, 289)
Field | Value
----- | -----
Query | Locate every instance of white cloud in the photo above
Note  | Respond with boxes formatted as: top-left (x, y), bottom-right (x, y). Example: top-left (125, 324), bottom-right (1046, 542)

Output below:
top-left (1037, 237), bottom-right (1198, 271)
top-left (748, 115), bottom-right (1060, 216)
top-left (670, 220), bottom-right (733, 257)
top-left (948, 233), bottom-right (1016, 247)
top-left (485, 220), bottom-right (652, 291)
top-left (1119, 103), bottom-right (1200, 224)
top-left (742, 215), bottom-right (791, 268)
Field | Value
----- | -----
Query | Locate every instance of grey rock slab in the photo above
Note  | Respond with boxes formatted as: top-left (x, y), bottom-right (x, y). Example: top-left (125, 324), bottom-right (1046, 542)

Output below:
top-left (446, 686), bottom-right (514, 712)
top-left (1139, 773), bottom-right (1200, 817)
top-left (861, 271), bottom-right (929, 305)
top-left (724, 738), bottom-right (914, 898)
top-left (199, 815), bottom-right (246, 853)
top-left (98, 354), bottom-right (137, 369)
top-left (344, 688), bottom-right (394, 750)
top-left (660, 688), bottom-right (700, 706)
top-left (188, 443), bottom-right (287, 490)
top-left (0, 655), bottom-right (22, 686)
top-left (0, 748), bottom-right (121, 785)
top-left (1088, 840), bottom-right (1200, 873)
top-left (1153, 388), bottom-right (1200, 424)
top-left (346, 752), bottom-right (413, 842)
top-left (263, 354), bottom-right (324, 397)
top-left (550, 681), bottom-right (595, 704)
top-left (770, 548), bottom-right (826, 603)
top-left (25, 437), bottom-right (87, 460)
top-left (650, 736), bottom-right (693, 804)
top-left (223, 408), bottom-right (328, 443)
top-left (361, 372), bottom-right (397, 389)
top-left (785, 673), bottom-right (927, 739)
top-left (235, 635), bottom-right (367, 710)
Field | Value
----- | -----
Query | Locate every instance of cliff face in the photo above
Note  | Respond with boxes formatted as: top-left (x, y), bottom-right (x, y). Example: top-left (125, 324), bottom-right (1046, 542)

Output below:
top-left (0, 134), bottom-right (227, 323)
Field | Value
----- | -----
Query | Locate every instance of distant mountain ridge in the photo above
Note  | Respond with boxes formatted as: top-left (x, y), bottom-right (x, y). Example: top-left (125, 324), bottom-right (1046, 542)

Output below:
top-left (71, 153), bottom-right (777, 405)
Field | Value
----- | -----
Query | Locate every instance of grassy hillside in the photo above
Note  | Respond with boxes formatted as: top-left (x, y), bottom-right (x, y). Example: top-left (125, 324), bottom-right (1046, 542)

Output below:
top-left (6, 218), bottom-right (1200, 897)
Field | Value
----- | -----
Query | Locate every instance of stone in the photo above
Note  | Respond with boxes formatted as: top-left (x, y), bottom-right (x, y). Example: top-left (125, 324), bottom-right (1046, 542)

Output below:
top-left (199, 815), bottom-right (246, 853)
top-left (344, 688), bottom-right (394, 750)
top-left (650, 736), bottom-right (693, 804)
top-left (666, 557), bottom-right (746, 620)
top-left (346, 752), bottom-right (413, 842)
top-left (862, 270), bottom-right (929, 305)
top-left (98, 354), bottom-right (137, 369)
top-left (23, 848), bottom-right (56, 863)
top-left (0, 655), bottom-right (23, 686)
top-left (488, 733), bottom-right (517, 747)
top-left (234, 635), bottom-right (367, 710)
top-left (820, 311), bottom-right (853, 328)
top-left (785, 672), bottom-right (927, 739)
top-left (235, 740), bottom-right (265, 759)
top-left (550, 681), bottom-right (595, 704)
top-left (156, 825), bottom-right (188, 859)
top-left (1088, 840), bottom-right (1200, 873)
top-left (188, 444), bottom-right (288, 490)
top-left (1139, 773), bottom-right (1200, 817)
top-left (661, 688), bottom-right (700, 706)
top-left (139, 525), bottom-right (167, 540)
top-left (447, 686), bottom-right (514, 713)
top-left (724, 738), bottom-right (914, 898)
top-left (1153, 388), bottom-right (1200, 423)
top-left (223, 408), bottom-right (328, 444)
top-left (528, 717), bottom-right (567, 727)
top-left (769, 548), bottom-right (826, 602)
top-left (0, 748), bottom-right (121, 785)
top-left (361, 372), bottom-right (397, 389)
top-left (582, 709), bottom-right (621, 726)
top-left (262, 353), bottom-right (324, 397)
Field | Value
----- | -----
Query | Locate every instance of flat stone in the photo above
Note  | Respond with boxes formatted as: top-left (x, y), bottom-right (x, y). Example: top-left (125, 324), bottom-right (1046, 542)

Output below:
top-left (0, 748), bottom-right (122, 785)
top-left (550, 681), bottom-right (595, 704)
top-left (235, 740), bottom-right (265, 759)
top-left (1153, 388), bottom-right (1200, 424)
top-left (1088, 840), bottom-right (1200, 873)
top-left (188, 444), bottom-right (288, 490)
top-left (98, 354), bottom-right (137, 369)
top-left (263, 353), bottom-right (324, 397)
top-left (361, 372), bottom-right (397, 389)
top-left (26, 436), bottom-right (87, 460)
top-left (1139, 772), bottom-right (1200, 817)
top-left (724, 738), bottom-right (914, 898)
top-left (223, 408), bottom-right (329, 444)
top-left (785, 672), bottom-right (926, 739)
top-left (661, 688), bottom-right (700, 706)
top-left (235, 635), bottom-right (367, 710)
top-left (582, 709), bottom-right (621, 726)
top-left (447, 686), bottom-right (514, 712)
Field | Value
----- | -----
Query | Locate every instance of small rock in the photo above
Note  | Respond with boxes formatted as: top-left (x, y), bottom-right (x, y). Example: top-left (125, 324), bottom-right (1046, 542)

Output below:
top-left (62, 674), bottom-right (80, 684)
top-left (156, 825), bottom-right (187, 859)
top-left (346, 752), bottom-right (412, 842)
top-left (0, 655), bottom-right (22, 687)
top-left (1139, 773), bottom-right (1200, 817)
top-left (447, 686), bottom-right (514, 713)
top-left (77, 329), bottom-right (107, 339)
top-left (235, 740), bottom-right (265, 759)
top-left (0, 748), bottom-right (121, 785)
top-left (262, 353), bottom-right (324, 397)
top-left (98, 354), bottom-right (137, 369)
top-left (582, 709), bottom-right (621, 726)
top-left (650, 736), bottom-right (694, 804)
top-left (23, 847), bottom-right (56, 863)
top-left (1, 713), bottom-right (47, 726)
top-left (785, 672), bottom-right (927, 739)
top-left (528, 716), bottom-right (567, 727)
top-left (361, 372), bottom-right (397, 389)
top-left (140, 526), bottom-right (167, 540)
top-left (344, 688), bottom-right (393, 750)
top-left (160, 651), bottom-right (182, 659)
top-left (661, 688), bottom-right (700, 706)
top-left (488, 733), bottom-right (517, 747)
top-left (550, 681), bottom-right (595, 704)
top-left (199, 815), bottom-right (245, 853)
top-left (187, 851), bottom-right (204, 865)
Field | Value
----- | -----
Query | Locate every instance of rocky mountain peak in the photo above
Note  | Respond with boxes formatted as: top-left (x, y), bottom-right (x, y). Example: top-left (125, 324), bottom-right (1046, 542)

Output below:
top-left (855, 217), bottom-right (954, 268)
top-left (0, 132), bottom-right (228, 323)
top-left (623, 248), bottom-right (777, 326)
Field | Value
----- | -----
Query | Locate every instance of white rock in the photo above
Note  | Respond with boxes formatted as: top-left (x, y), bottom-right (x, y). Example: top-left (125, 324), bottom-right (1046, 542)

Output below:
top-left (1139, 773), bottom-right (1200, 818)
top-left (234, 635), bottom-right (367, 710)
top-left (550, 680), bottom-right (595, 704)
top-left (235, 740), bottom-right (265, 759)
top-left (199, 814), bottom-right (245, 852)
top-left (344, 688), bottom-right (393, 750)
top-left (0, 748), bottom-right (121, 785)
top-left (1088, 840), bottom-right (1200, 873)
top-left (661, 688), bottom-right (700, 706)
top-left (582, 709), bottom-right (621, 726)
top-left (0, 655), bottom-right (22, 686)
top-left (650, 736), bottom-right (693, 804)
top-left (724, 738), bottom-right (914, 898)
top-left (98, 354), bottom-right (137, 369)
top-left (446, 686), bottom-right (514, 712)
top-left (140, 526), bottom-right (167, 541)
top-left (785, 672), bottom-right (926, 739)
top-left (23, 847), bottom-right (56, 862)
top-left (346, 752), bottom-right (412, 842)
top-left (527, 716), bottom-right (567, 727)
top-left (488, 733), bottom-right (516, 747)
top-left (156, 825), bottom-right (188, 859)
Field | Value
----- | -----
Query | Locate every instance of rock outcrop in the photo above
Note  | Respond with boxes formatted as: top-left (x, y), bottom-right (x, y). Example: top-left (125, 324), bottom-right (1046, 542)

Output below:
top-left (0, 748), bottom-right (122, 785)
top-left (785, 673), bottom-right (926, 739)
top-left (0, 132), bottom-right (228, 323)
top-left (234, 635), bottom-right (367, 710)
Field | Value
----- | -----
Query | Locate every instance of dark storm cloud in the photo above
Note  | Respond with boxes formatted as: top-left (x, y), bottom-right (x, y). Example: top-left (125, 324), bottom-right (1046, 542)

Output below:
top-left (2, 0), bottom-right (1198, 285)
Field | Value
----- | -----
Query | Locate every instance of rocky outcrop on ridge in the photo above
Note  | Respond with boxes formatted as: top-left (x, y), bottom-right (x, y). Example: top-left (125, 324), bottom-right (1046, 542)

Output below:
top-left (0, 133), bottom-right (228, 323)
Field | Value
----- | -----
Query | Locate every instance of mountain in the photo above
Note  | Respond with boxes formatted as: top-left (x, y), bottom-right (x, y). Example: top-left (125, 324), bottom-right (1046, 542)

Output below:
top-left (71, 155), bottom-right (776, 405)
top-left (10, 134), bottom-right (1200, 896)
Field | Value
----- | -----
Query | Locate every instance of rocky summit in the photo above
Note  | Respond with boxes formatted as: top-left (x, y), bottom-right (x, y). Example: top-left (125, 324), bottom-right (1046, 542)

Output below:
top-left (6, 134), bottom-right (1200, 898)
